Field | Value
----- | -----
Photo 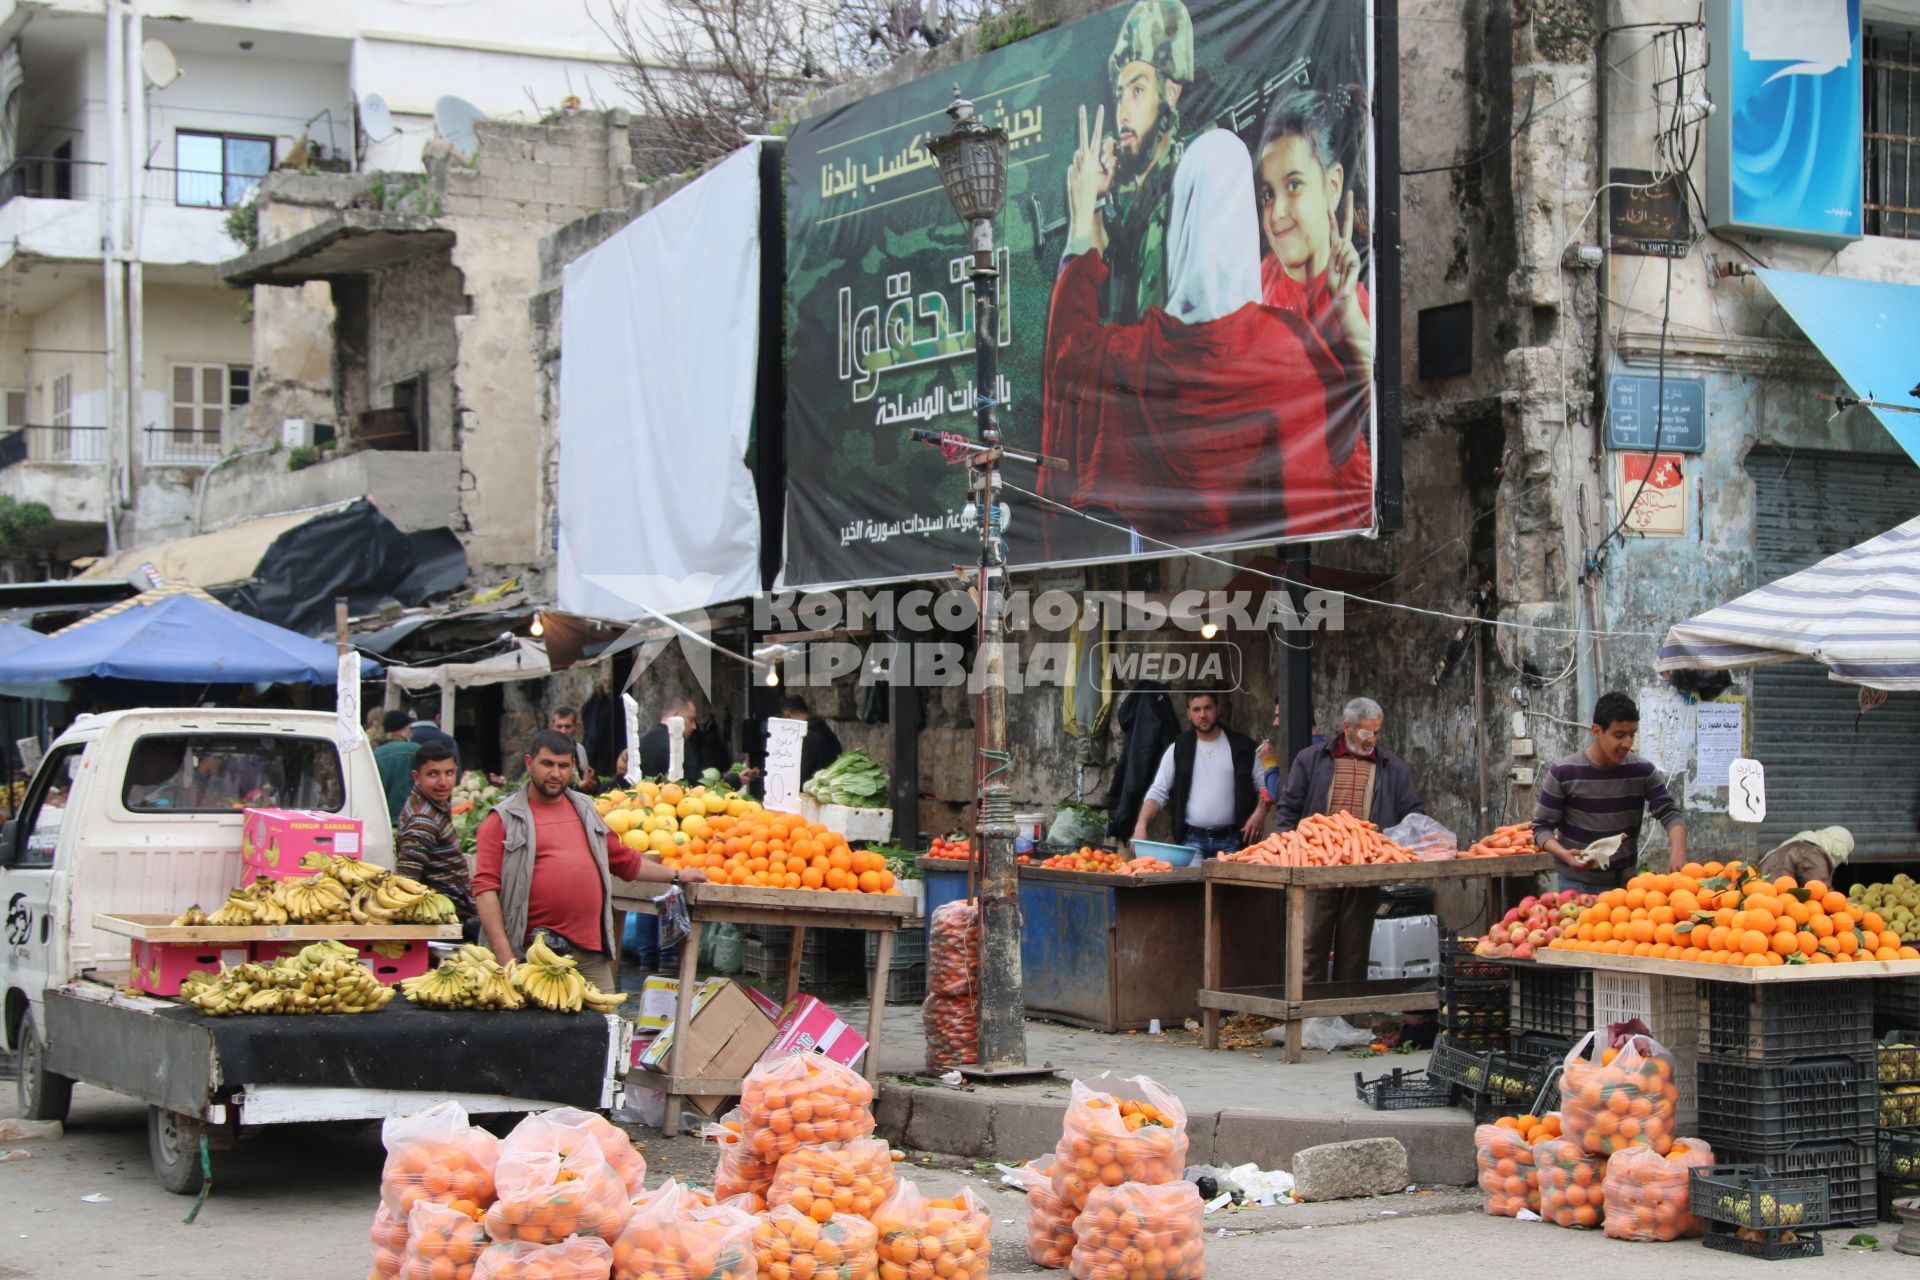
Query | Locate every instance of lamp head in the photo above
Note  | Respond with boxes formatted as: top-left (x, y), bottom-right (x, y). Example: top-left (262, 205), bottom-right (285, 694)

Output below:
top-left (925, 86), bottom-right (1008, 224)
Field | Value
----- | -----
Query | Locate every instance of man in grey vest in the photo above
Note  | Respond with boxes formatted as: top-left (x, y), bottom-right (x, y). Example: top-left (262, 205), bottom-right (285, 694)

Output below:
top-left (472, 729), bottom-right (702, 989)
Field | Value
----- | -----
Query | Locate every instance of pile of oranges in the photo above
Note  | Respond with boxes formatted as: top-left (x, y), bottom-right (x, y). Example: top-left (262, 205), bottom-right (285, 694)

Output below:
top-left (1050, 1080), bottom-right (1188, 1217)
top-left (1067, 1181), bottom-right (1206, 1280)
top-left (1600, 1142), bottom-right (1714, 1242)
top-left (609, 1192), bottom-right (758, 1280)
top-left (484, 1147), bottom-right (631, 1245)
top-left (734, 1056), bottom-right (877, 1200)
top-left (753, 1205), bottom-right (879, 1280)
top-left (765, 1139), bottom-right (897, 1223)
top-left (370, 1204), bottom-right (409, 1280)
top-left (661, 810), bottom-right (899, 895)
top-left (403, 1201), bottom-right (491, 1280)
top-left (871, 1182), bottom-right (990, 1280)
top-left (1475, 1114), bottom-right (1560, 1217)
top-left (1562, 1041), bottom-right (1680, 1157)
top-left (1016, 1156), bottom-right (1075, 1269)
top-left (473, 1238), bottom-right (612, 1280)
top-left (1535, 1136), bottom-right (1610, 1229)
top-left (709, 1111), bottom-right (775, 1207)
top-left (381, 1128), bottom-right (499, 1220)
top-left (1023, 847), bottom-right (1130, 872)
top-left (1546, 861), bottom-right (1919, 967)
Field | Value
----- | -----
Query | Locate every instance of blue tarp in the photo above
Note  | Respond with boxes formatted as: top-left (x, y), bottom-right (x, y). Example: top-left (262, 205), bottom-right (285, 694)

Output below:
top-left (0, 590), bottom-right (379, 686)
top-left (1757, 268), bottom-right (1920, 467)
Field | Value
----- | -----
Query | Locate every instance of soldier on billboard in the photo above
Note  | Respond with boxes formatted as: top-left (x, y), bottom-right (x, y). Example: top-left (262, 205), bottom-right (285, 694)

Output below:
top-left (1061, 0), bottom-right (1195, 324)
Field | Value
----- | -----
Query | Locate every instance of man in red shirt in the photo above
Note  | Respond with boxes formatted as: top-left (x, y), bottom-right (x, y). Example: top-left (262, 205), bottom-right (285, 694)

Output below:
top-left (473, 730), bottom-right (702, 990)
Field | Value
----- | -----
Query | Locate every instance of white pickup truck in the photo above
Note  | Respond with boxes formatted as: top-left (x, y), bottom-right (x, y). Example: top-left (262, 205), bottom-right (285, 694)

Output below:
top-left (1, 708), bottom-right (629, 1193)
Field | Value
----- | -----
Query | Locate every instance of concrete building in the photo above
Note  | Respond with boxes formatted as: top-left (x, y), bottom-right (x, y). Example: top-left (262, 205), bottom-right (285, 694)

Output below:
top-left (0, 0), bottom-right (631, 572)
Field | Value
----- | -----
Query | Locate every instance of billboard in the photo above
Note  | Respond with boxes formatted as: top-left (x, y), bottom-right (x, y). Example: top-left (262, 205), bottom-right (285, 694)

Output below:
top-left (1705, 0), bottom-right (1862, 245)
top-left (783, 0), bottom-right (1376, 589)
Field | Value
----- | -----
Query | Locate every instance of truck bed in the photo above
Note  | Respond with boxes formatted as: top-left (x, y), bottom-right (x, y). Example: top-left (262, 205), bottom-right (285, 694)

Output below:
top-left (44, 982), bottom-right (626, 1119)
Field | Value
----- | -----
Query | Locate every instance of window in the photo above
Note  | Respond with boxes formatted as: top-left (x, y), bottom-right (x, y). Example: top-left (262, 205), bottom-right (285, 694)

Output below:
top-left (1867, 25), bottom-right (1920, 237)
top-left (121, 733), bottom-right (345, 815)
top-left (11, 746), bottom-right (84, 869)
top-left (3, 388), bottom-right (25, 429)
top-left (175, 131), bottom-right (272, 208)
top-left (391, 375), bottom-right (425, 445)
top-left (167, 361), bottom-right (249, 454)
top-left (50, 370), bottom-right (70, 430)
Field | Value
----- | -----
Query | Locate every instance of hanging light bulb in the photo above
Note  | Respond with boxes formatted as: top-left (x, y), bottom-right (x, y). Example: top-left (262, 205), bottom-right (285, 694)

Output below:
top-left (765, 666), bottom-right (781, 687)
top-left (530, 613), bottom-right (545, 638)
top-left (1200, 621), bottom-right (1218, 640)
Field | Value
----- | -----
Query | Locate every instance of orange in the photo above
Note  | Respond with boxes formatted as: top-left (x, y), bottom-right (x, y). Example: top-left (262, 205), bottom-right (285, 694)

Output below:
top-left (1739, 930), bottom-right (1769, 955)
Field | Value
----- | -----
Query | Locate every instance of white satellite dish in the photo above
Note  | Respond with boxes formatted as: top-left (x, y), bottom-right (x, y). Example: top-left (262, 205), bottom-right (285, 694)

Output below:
top-left (432, 95), bottom-right (485, 155)
top-left (141, 39), bottom-right (180, 89)
top-left (361, 93), bottom-right (396, 143)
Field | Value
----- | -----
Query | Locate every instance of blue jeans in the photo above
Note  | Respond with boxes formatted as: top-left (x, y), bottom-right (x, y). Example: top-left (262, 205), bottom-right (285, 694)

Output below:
top-left (1188, 832), bottom-right (1243, 859)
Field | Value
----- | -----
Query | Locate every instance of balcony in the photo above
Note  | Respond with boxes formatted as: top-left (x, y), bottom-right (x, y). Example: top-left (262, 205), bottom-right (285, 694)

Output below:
top-left (0, 424), bottom-right (109, 465)
top-left (0, 156), bottom-right (259, 269)
top-left (143, 427), bottom-right (223, 467)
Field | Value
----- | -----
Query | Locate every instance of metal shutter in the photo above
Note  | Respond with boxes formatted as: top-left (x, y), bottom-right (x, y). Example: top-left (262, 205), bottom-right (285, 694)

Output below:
top-left (1745, 449), bottom-right (1920, 860)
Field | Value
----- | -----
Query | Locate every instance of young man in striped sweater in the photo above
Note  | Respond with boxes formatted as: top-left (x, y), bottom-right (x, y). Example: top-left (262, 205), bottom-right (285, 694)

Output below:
top-left (394, 739), bottom-right (475, 923)
top-left (1532, 691), bottom-right (1687, 893)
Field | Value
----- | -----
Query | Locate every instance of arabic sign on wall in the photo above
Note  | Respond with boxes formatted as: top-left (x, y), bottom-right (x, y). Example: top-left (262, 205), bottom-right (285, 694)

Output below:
top-left (1615, 451), bottom-right (1688, 538)
top-left (783, 0), bottom-right (1376, 588)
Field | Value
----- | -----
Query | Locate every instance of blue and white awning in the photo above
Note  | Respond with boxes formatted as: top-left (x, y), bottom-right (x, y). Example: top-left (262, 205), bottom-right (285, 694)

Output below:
top-left (1657, 516), bottom-right (1920, 690)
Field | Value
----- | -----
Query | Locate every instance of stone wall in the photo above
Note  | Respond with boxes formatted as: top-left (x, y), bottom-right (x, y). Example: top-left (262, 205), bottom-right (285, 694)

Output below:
top-left (367, 248), bottom-right (466, 453)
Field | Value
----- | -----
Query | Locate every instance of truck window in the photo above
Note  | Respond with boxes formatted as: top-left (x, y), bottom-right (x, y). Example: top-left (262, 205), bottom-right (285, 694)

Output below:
top-left (120, 734), bottom-right (345, 814)
top-left (15, 745), bottom-right (83, 869)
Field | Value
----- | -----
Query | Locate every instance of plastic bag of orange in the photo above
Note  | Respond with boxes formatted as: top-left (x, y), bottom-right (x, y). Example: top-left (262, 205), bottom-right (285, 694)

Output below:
top-left (1050, 1074), bottom-right (1190, 1215)
top-left (754, 1203), bottom-right (880, 1280)
top-left (1534, 1137), bottom-right (1609, 1229)
top-left (474, 1237), bottom-right (613, 1280)
top-left (1559, 1026), bottom-right (1680, 1157)
top-left (927, 900), bottom-right (979, 999)
top-left (484, 1141), bottom-right (632, 1245)
top-left (738, 1053), bottom-right (877, 1180)
top-left (511, 1108), bottom-right (647, 1198)
top-left (766, 1136), bottom-right (897, 1221)
top-left (706, 1108), bottom-right (777, 1204)
top-left (633, 1177), bottom-right (717, 1213)
top-left (382, 1101), bottom-right (503, 1219)
top-left (1473, 1117), bottom-right (1556, 1217)
top-left (403, 1200), bottom-right (491, 1280)
top-left (1012, 1156), bottom-right (1075, 1268)
top-left (608, 1182), bottom-right (758, 1280)
top-left (1066, 1180), bottom-right (1205, 1280)
top-left (1600, 1140), bottom-right (1714, 1241)
top-left (369, 1202), bottom-right (409, 1280)
top-left (872, 1179), bottom-right (991, 1280)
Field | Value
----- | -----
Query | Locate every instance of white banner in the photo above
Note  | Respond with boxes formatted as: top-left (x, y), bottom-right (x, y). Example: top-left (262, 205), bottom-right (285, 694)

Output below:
top-left (335, 652), bottom-right (363, 754)
top-left (763, 717), bottom-right (807, 814)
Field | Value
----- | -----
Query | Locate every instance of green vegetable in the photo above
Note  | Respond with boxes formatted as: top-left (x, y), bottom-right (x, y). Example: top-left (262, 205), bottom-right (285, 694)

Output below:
top-left (802, 749), bottom-right (890, 807)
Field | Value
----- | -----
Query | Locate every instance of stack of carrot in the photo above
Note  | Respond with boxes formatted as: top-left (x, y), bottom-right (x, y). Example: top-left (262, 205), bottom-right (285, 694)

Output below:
top-left (1224, 812), bottom-right (1416, 866)
top-left (1460, 822), bottom-right (1539, 858)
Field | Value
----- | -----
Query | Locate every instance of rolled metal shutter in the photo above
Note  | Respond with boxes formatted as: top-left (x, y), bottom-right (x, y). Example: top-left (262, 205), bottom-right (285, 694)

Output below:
top-left (1745, 449), bottom-right (1920, 861)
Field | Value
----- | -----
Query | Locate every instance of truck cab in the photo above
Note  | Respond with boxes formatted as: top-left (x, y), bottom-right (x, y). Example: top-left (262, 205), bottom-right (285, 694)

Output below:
top-left (1, 708), bottom-right (394, 1119)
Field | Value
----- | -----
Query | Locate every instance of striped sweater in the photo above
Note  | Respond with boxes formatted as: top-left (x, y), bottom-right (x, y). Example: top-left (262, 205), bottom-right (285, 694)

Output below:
top-left (1531, 750), bottom-right (1683, 879)
top-left (394, 787), bottom-right (475, 920)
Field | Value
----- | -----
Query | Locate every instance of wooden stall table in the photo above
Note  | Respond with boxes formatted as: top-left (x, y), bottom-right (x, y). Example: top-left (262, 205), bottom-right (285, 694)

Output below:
top-left (610, 881), bottom-right (915, 1133)
top-left (1535, 948), bottom-right (1920, 984)
top-left (1199, 854), bottom-right (1551, 1063)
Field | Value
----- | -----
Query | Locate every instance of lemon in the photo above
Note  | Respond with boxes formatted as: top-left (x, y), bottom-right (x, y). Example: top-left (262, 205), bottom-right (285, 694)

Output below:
top-left (621, 830), bottom-right (648, 851)
top-left (648, 829), bottom-right (675, 854)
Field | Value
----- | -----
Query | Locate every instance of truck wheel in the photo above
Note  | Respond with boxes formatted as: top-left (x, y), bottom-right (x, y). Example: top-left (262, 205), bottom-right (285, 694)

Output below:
top-left (147, 1106), bottom-right (206, 1196)
top-left (14, 1009), bottom-right (72, 1124)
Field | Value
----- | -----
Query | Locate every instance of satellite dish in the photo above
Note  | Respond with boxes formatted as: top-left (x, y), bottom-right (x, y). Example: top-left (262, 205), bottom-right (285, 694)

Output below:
top-left (432, 95), bottom-right (485, 155)
top-left (141, 39), bottom-right (180, 89)
top-left (361, 93), bottom-right (396, 143)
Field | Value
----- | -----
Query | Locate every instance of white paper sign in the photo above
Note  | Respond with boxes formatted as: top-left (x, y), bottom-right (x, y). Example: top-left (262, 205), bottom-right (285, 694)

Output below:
top-left (622, 693), bottom-right (641, 785)
top-left (335, 653), bottom-right (363, 754)
top-left (763, 717), bottom-right (807, 814)
top-left (1636, 684), bottom-right (1695, 778)
top-left (1694, 702), bottom-right (1744, 787)
top-left (666, 715), bottom-right (686, 782)
top-left (1727, 757), bottom-right (1766, 823)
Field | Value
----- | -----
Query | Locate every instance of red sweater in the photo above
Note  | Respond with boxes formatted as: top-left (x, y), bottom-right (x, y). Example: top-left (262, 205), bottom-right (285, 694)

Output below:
top-left (472, 796), bottom-right (645, 952)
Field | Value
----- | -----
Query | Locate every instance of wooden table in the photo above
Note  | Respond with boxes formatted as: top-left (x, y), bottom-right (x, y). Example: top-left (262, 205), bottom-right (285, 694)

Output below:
top-left (610, 882), bottom-right (915, 1133)
top-left (1198, 855), bottom-right (1550, 1062)
top-left (94, 913), bottom-right (459, 943)
top-left (1535, 948), bottom-right (1920, 983)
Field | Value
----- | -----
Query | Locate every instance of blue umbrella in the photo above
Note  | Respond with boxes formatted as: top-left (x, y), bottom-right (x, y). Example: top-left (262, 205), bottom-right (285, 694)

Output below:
top-left (0, 586), bottom-right (380, 686)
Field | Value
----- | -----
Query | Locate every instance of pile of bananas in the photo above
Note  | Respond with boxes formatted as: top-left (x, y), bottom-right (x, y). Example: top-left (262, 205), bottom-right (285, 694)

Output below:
top-left (170, 855), bottom-right (458, 928)
top-left (401, 944), bottom-right (527, 1010)
top-left (180, 941), bottom-right (396, 1016)
top-left (512, 934), bottom-right (627, 1014)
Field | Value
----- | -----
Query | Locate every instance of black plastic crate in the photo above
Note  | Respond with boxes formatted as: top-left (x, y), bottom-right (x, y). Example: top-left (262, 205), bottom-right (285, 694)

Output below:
top-left (1703, 1222), bottom-right (1823, 1260)
top-left (1709, 1142), bottom-right (1878, 1228)
top-left (1511, 966), bottom-right (1591, 1040)
top-left (1510, 1029), bottom-right (1575, 1065)
top-left (1441, 931), bottom-right (1513, 983)
top-left (864, 927), bottom-right (927, 968)
top-left (1443, 1028), bottom-right (1508, 1056)
top-left (1354, 1067), bottom-right (1454, 1111)
top-left (1689, 1164), bottom-right (1830, 1230)
top-left (867, 962), bottom-right (926, 1004)
top-left (1880, 1031), bottom-right (1920, 1085)
top-left (1880, 1129), bottom-right (1920, 1181)
top-left (1878, 1177), bottom-right (1920, 1223)
top-left (1438, 1004), bottom-right (1508, 1033)
top-left (1428, 1037), bottom-right (1492, 1091)
top-left (1469, 1092), bottom-right (1515, 1125)
top-left (1701, 981), bottom-right (1875, 1061)
top-left (1882, 1090), bottom-right (1920, 1131)
top-left (1693, 1055), bottom-right (1878, 1150)
top-left (1484, 1051), bottom-right (1552, 1105)
top-left (1875, 978), bottom-right (1920, 1037)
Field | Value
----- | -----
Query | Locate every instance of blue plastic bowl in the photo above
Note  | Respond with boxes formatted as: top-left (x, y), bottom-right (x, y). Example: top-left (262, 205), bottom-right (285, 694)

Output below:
top-left (1132, 839), bottom-right (1199, 866)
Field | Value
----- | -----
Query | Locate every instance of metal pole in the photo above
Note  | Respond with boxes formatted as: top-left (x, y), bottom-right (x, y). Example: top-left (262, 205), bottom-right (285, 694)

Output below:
top-left (969, 214), bottom-right (1025, 1069)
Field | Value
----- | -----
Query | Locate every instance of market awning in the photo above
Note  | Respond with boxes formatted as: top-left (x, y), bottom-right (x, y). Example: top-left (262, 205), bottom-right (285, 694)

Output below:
top-left (1757, 268), bottom-right (1920, 467)
top-left (1657, 515), bottom-right (1920, 689)
top-left (77, 504), bottom-right (356, 590)
top-left (385, 638), bottom-right (554, 692)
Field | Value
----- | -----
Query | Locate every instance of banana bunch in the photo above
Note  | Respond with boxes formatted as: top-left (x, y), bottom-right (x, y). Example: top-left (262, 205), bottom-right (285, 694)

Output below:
top-left (349, 873), bottom-right (429, 925)
top-left (401, 944), bottom-right (525, 1011)
top-left (280, 875), bottom-right (354, 923)
top-left (205, 888), bottom-right (288, 926)
top-left (512, 934), bottom-right (627, 1014)
top-left (190, 954), bottom-right (394, 1016)
top-left (304, 851), bottom-right (388, 888)
top-left (172, 905), bottom-right (210, 926)
top-left (397, 892), bottom-right (459, 925)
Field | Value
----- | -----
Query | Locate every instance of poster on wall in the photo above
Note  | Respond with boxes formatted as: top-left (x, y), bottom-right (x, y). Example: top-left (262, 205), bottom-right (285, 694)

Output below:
top-left (1615, 451), bottom-right (1688, 538)
top-left (783, 0), bottom-right (1377, 588)
top-left (1705, 0), bottom-right (1862, 245)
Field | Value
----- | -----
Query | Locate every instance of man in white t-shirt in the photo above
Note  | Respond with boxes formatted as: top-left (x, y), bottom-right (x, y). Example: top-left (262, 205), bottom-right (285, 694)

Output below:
top-left (1129, 690), bottom-right (1263, 858)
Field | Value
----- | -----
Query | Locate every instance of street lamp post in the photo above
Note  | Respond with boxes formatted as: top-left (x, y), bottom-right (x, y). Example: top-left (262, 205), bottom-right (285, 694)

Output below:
top-left (925, 89), bottom-right (1027, 1071)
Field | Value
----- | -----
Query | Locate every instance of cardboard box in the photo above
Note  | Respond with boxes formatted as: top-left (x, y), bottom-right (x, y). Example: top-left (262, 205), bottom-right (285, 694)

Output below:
top-left (762, 994), bottom-right (869, 1069)
top-left (132, 940), bottom-right (248, 996)
top-left (240, 808), bottom-right (364, 879)
top-left (636, 978), bottom-right (778, 1115)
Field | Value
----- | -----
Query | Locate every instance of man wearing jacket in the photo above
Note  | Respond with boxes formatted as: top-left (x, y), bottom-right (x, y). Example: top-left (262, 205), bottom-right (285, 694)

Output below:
top-left (1131, 690), bottom-right (1264, 857)
top-left (1262, 696), bottom-right (1425, 984)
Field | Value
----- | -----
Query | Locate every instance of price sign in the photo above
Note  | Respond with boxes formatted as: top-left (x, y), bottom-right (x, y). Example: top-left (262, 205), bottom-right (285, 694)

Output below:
top-left (1727, 757), bottom-right (1766, 823)
top-left (622, 693), bottom-right (641, 785)
top-left (764, 717), bottom-right (806, 814)
top-left (665, 715), bottom-right (686, 782)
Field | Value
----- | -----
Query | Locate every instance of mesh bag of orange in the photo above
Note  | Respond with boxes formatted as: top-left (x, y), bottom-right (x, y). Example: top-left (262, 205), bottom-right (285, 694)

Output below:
top-left (1067, 1180), bottom-right (1205, 1280)
top-left (766, 1136), bottom-right (897, 1221)
top-left (922, 991), bottom-right (980, 1072)
top-left (1560, 1023), bottom-right (1680, 1157)
top-left (872, 1179), bottom-right (991, 1280)
top-left (737, 1053), bottom-right (877, 1183)
top-left (404, 1200), bottom-right (492, 1280)
top-left (1534, 1136), bottom-right (1610, 1229)
top-left (633, 1178), bottom-right (717, 1213)
top-left (754, 1203), bottom-right (879, 1280)
top-left (485, 1140), bottom-right (632, 1245)
top-left (1050, 1074), bottom-right (1189, 1216)
top-left (924, 900), bottom-right (981, 1071)
top-left (474, 1238), bottom-right (612, 1280)
top-left (1600, 1140), bottom-right (1714, 1241)
top-left (609, 1182), bottom-right (758, 1280)
top-left (522, 1108), bottom-right (647, 1198)
top-left (382, 1101), bottom-right (503, 1220)
top-left (1012, 1156), bottom-right (1075, 1268)
top-left (1473, 1114), bottom-right (1557, 1217)
top-left (370, 1202), bottom-right (410, 1280)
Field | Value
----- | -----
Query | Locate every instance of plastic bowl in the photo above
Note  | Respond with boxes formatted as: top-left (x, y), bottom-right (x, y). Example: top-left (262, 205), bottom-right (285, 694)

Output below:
top-left (1132, 839), bottom-right (1200, 866)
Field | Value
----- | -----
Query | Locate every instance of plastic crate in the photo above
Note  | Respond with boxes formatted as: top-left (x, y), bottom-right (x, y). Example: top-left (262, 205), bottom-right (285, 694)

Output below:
top-left (1882, 1090), bottom-right (1920, 1130)
top-left (1689, 1164), bottom-right (1831, 1230)
top-left (1879, 1032), bottom-right (1920, 1085)
top-left (1875, 977), bottom-right (1920, 1036)
top-left (1438, 1005), bottom-right (1508, 1035)
top-left (1443, 1028), bottom-right (1508, 1056)
top-left (1510, 1029), bottom-right (1576, 1065)
top-left (1428, 1037), bottom-right (1492, 1091)
top-left (1693, 1055), bottom-right (1878, 1150)
top-left (1469, 1092), bottom-right (1516, 1125)
top-left (866, 962), bottom-right (926, 1005)
top-left (1441, 932), bottom-right (1512, 983)
top-left (1881, 1130), bottom-right (1920, 1182)
top-left (864, 926), bottom-right (927, 968)
top-left (1593, 969), bottom-right (1699, 1129)
top-left (741, 938), bottom-right (787, 978)
top-left (1701, 981), bottom-right (1875, 1061)
top-left (1708, 1142), bottom-right (1878, 1228)
top-left (1510, 966), bottom-right (1592, 1040)
top-left (1354, 1067), bottom-right (1455, 1111)
top-left (1878, 1177), bottom-right (1920, 1223)
top-left (1484, 1051), bottom-right (1552, 1105)
top-left (797, 929), bottom-right (864, 986)
top-left (1702, 1222), bottom-right (1823, 1260)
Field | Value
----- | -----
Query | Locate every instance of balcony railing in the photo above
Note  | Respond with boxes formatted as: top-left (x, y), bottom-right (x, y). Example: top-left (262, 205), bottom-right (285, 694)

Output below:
top-left (0, 157), bottom-right (283, 209)
top-left (143, 427), bottom-right (222, 466)
top-left (3, 424), bottom-right (109, 464)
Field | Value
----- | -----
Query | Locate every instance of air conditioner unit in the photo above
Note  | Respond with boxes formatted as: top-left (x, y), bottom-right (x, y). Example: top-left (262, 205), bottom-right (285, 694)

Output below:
top-left (282, 418), bottom-right (314, 448)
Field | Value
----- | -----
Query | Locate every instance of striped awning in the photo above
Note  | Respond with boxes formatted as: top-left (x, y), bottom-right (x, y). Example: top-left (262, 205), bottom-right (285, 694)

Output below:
top-left (1657, 516), bottom-right (1920, 690)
